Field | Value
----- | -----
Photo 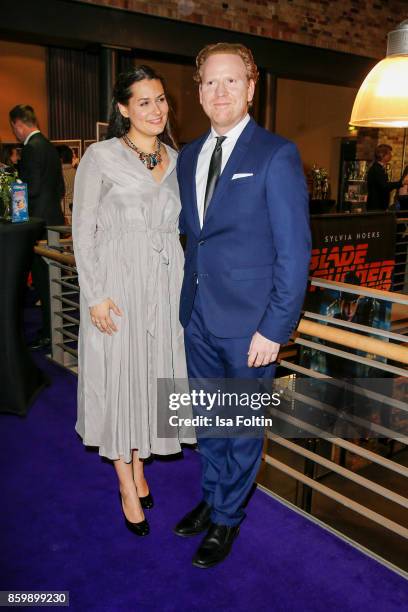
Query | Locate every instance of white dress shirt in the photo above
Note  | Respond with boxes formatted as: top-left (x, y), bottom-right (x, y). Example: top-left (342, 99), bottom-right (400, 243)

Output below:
top-left (23, 130), bottom-right (41, 146)
top-left (195, 113), bottom-right (250, 227)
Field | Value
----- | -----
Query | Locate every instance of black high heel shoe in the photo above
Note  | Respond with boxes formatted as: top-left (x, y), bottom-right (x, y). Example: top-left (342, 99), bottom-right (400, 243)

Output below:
top-left (139, 492), bottom-right (154, 510)
top-left (118, 492), bottom-right (149, 536)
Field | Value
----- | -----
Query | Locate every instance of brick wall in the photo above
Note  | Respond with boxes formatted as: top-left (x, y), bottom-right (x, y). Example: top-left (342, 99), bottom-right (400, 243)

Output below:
top-left (72, 0), bottom-right (407, 59)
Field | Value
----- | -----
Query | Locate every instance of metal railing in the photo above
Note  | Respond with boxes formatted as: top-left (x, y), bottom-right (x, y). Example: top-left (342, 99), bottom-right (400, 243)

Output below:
top-left (263, 276), bottom-right (408, 549)
top-left (34, 226), bottom-right (78, 373)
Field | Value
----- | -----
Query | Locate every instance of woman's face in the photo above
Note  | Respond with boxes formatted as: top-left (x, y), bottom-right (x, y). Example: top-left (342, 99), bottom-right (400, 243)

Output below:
top-left (118, 78), bottom-right (169, 138)
top-left (10, 148), bottom-right (19, 164)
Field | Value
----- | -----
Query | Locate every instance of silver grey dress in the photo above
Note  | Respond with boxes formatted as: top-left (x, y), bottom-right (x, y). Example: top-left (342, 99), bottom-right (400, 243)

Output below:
top-left (72, 137), bottom-right (194, 462)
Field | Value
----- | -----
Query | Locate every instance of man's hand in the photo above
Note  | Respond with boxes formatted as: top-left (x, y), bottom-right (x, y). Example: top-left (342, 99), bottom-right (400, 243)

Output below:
top-left (90, 299), bottom-right (122, 335)
top-left (247, 331), bottom-right (280, 367)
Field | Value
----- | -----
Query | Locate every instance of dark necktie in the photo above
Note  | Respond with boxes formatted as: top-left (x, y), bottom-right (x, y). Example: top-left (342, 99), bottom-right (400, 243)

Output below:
top-left (203, 136), bottom-right (226, 220)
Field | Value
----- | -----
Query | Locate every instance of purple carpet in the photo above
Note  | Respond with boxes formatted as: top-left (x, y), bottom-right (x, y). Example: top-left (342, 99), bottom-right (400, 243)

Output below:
top-left (1, 307), bottom-right (408, 611)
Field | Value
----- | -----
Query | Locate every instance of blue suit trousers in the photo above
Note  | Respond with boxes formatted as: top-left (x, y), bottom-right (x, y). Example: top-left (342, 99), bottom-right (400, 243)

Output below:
top-left (184, 287), bottom-right (275, 526)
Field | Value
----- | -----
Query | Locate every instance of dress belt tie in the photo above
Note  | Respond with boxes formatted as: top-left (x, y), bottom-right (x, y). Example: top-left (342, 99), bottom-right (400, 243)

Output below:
top-left (95, 224), bottom-right (175, 338)
top-left (146, 228), bottom-right (170, 337)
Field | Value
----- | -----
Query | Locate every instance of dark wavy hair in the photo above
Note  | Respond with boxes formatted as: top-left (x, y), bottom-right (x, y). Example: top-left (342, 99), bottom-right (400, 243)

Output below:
top-left (107, 65), bottom-right (177, 149)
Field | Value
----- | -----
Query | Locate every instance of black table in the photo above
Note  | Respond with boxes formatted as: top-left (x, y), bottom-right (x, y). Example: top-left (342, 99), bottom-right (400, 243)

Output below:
top-left (0, 218), bottom-right (48, 415)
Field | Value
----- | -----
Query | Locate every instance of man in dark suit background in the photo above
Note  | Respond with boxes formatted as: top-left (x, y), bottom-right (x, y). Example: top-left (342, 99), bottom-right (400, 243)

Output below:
top-left (366, 144), bottom-right (401, 211)
top-left (174, 43), bottom-right (311, 568)
top-left (9, 104), bottom-right (65, 349)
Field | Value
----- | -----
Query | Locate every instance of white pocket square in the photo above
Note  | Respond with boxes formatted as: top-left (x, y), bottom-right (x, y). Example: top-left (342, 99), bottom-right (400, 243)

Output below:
top-left (231, 173), bottom-right (254, 180)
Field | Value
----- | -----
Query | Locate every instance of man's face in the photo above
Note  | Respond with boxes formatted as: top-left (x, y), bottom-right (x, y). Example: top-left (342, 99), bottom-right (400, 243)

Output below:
top-left (10, 119), bottom-right (27, 143)
top-left (383, 150), bottom-right (392, 164)
top-left (199, 53), bottom-right (255, 134)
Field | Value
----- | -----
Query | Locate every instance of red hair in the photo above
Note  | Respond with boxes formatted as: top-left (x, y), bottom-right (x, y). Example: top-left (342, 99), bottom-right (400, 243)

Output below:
top-left (194, 42), bottom-right (259, 84)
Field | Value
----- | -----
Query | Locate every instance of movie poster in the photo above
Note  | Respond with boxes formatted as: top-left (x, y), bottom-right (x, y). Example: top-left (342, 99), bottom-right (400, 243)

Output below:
top-left (300, 212), bottom-right (396, 377)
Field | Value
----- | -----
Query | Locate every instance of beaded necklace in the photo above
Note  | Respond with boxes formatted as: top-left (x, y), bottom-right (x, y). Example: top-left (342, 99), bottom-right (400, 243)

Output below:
top-left (123, 134), bottom-right (162, 170)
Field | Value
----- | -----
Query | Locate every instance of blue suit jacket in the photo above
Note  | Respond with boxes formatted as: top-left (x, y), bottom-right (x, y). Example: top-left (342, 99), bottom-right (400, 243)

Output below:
top-left (177, 117), bottom-right (311, 344)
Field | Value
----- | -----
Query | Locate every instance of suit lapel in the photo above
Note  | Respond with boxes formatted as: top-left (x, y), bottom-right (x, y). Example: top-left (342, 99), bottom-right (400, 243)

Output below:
top-left (184, 132), bottom-right (209, 235)
top-left (203, 118), bottom-right (257, 227)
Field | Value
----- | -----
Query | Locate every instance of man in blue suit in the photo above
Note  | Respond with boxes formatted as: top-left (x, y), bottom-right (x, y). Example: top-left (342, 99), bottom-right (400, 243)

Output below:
top-left (174, 43), bottom-right (311, 568)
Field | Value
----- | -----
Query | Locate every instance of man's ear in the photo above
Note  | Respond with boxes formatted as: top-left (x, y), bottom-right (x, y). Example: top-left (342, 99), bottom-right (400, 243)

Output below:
top-left (117, 102), bottom-right (129, 118)
top-left (199, 83), bottom-right (203, 106)
top-left (247, 79), bottom-right (255, 105)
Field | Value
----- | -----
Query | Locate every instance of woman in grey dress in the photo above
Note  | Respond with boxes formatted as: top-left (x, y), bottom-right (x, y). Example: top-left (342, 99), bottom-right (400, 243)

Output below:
top-left (72, 66), bottom-right (194, 536)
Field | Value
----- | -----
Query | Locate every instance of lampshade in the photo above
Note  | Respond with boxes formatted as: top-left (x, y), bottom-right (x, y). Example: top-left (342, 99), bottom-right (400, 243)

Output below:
top-left (350, 19), bottom-right (408, 127)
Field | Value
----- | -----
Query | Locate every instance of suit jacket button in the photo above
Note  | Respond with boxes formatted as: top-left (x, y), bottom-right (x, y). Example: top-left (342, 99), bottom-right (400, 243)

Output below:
top-left (199, 240), bottom-right (205, 245)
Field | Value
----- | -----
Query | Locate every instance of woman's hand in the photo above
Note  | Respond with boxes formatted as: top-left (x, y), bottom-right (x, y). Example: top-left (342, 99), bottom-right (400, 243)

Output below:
top-left (89, 299), bottom-right (123, 335)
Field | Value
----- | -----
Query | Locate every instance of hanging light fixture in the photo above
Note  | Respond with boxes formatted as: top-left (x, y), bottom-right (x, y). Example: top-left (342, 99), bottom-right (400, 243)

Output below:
top-left (350, 19), bottom-right (408, 127)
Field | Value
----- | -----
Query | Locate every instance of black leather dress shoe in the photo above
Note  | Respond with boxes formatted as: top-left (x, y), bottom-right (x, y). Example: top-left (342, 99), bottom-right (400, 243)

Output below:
top-left (118, 493), bottom-right (149, 536)
top-left (139, 492), bottom-right (154, 510)
top-left (173, 500), bottom-right (212, 537)
top-left (29, 336), bottom-right (51, 350)
top-left (192, 523), bottom-right (240, 568)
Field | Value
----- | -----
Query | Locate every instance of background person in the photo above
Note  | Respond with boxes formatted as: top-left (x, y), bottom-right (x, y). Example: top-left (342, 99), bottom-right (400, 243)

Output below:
top-left (366, 144), bottom-right (401, 211)
top-left (1, 144), bottom-right (20, 171)
top-left (9, 104), bottom-right (65, 349)
top-left (396, 165), bottom-right (408, 211)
